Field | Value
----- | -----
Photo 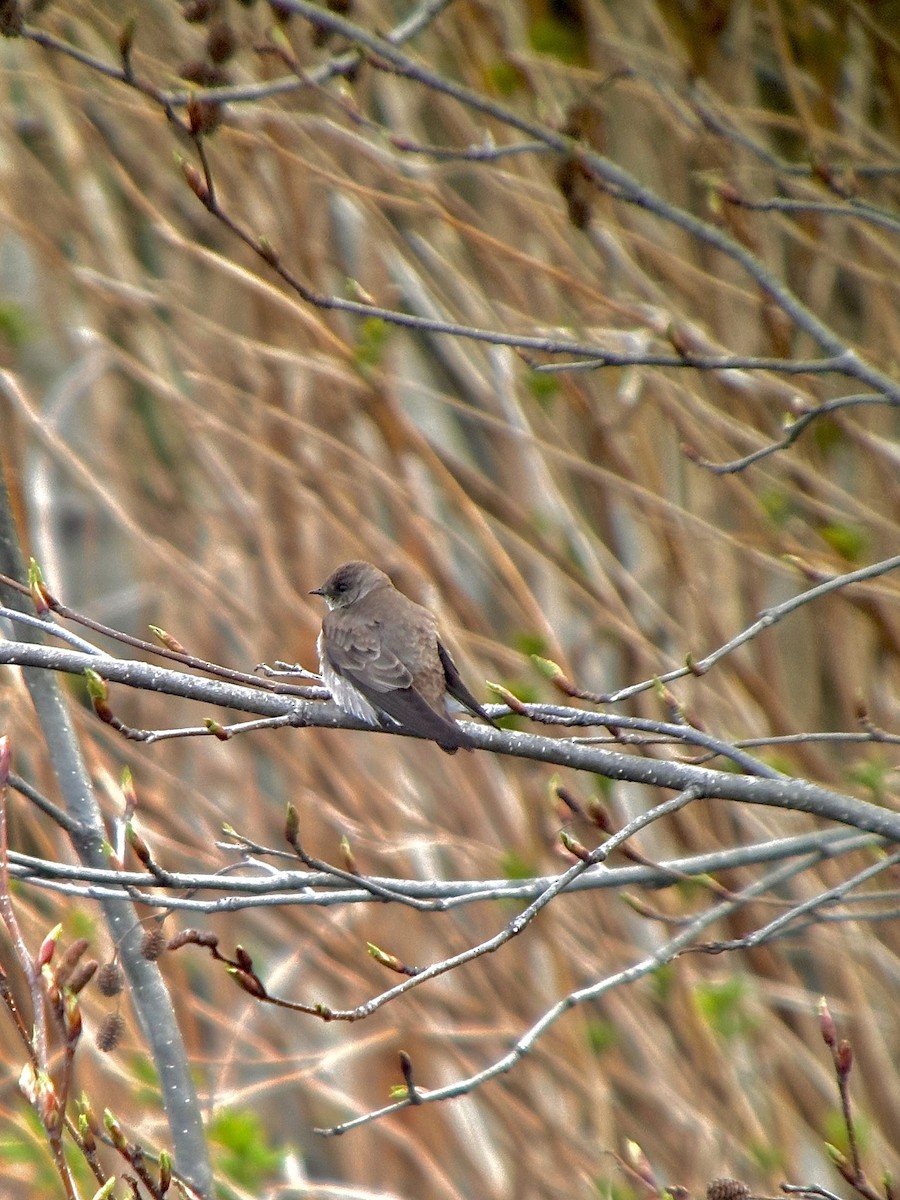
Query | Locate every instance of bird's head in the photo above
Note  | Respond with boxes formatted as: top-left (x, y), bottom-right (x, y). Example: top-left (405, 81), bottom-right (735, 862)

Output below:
top-left (310, 561), bottom-right (391, 609)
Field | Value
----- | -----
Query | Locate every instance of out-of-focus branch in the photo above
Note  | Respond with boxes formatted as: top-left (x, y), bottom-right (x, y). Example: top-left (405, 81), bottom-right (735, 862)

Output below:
top-left (20, 3), bottom-right (900, 414)
top-left (0, 483), bottom-right (214, 1199)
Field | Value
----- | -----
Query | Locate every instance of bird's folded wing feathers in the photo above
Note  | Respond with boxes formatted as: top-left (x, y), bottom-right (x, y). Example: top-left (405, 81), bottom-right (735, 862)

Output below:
top-left (322, 613), bottom-right (471, 750)
top-left (351, 680), bottom-right (471, 750)
top-left (323, 612), bottom-right (413, 693)
top-left (437, 641), bottom-right (497, 726)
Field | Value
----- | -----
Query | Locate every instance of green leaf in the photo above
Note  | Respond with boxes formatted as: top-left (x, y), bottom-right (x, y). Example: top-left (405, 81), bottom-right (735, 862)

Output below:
top-left (528, 16), bottom-right (586, 64)
top-left (526, 370), bottom-right (560, 409)
top-left (649, 962), bottom-right (675, 1003)
top-left (759, 489), bottom-right (793, 527)
top-left (592, 774), bottom-right (614, 802)
top-left (485, 60), bottom-right (526, 96)
top-left (0, 301), bottom-right (36, 348)
top-left (585, 1018), bottom-right (617, 1056)
top-left (353, 317), bottom-right (390, 375)
top-left (811, 416), bottom-right (844, 454)
top-left (500, 850), bottom-right (536, 881)
top-left (209, 1108), bottom-right (285, 1189)
top-left (848, 756), bottom-right (889, 802)
top-left (514, 631), bottom-right (550, 657)
top-left (694, 976), bottom-right (758, 1040)
top-left (820, 523), bottom-right (866, 562)
top-left (823, 1106), bottom-right (869, 1158)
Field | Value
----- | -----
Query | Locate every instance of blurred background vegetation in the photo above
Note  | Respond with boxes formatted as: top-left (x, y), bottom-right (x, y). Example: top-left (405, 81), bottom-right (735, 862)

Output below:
top-left (1, 0), bottom-right (899, 1196)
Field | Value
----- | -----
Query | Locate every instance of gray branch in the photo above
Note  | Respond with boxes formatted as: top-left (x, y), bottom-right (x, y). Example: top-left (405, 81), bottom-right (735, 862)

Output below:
top-left (0, 543), bottom-right (214, 1200)
top-left (2, 639), bottom-right (899, 843)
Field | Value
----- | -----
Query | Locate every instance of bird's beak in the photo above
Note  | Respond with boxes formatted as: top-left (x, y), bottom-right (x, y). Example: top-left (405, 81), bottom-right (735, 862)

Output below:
top-left (309, 586), bottom-right (325, 596)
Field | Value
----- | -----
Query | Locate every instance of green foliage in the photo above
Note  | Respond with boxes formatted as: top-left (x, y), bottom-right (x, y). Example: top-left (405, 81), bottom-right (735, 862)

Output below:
top-left (823, 1106), bottom-right (870, 1158)
top-left (811, 417), bottom-right (844, 455)
top-left (209, 1108), bottom-right (285, 1191)
top-left (648, 961), bottom-right (675, 1003)
top-left (0, 1111), bottom-right (60, 1188)
top-left (67, 909), bottom-right (98, 941)
top-left (0, 300), bottom-right (36, 347)
top-left (591, 774), bottom-right (614, 802)
top-left (819, 523), bottom-right (867, 562)
top-left (848, 756), bottom-right (890, 803)
top-left (526, 370), bottom-right (560, 410)
top-left (759, 753), bottom-right (796, 778)
top-left (759, 488), bottom-right (794, 527)
top-left (694, 976), bottom-right (758, 1040)
top-left (485, 60), bottom-right (526, 96)
top-left (593, 1176), bottom-right (638, 1200)
top-left (353, 316), bottom-right (390, 375)
top-left (514, 631), bottom-right (550, 658)
top-left (747, 1139), bottom-right (787, 1173)
top-left (585, 1018), bottom-right (617, 1056)
top-left (528, 17), bottom-right (586, 64)
top-left (1, 1108), bottom-right (103, 1195)
top-left (500, 850), bottom-right (537, 880)
top-left (494, 713), bottom-right (526, 732)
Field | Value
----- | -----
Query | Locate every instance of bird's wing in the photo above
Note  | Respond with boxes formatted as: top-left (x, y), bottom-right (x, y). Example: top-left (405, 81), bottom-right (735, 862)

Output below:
top-left (356, 682), bottom-right (472, 752)
top-left (323, 613), bottom-right (471, 751)
top-left (323, 611), bottom-right (413, 693)
top-left (438, 641), bottom-right (498, 726)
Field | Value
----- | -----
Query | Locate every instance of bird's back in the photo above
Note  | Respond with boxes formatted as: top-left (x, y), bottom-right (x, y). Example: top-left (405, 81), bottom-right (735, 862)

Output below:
top-left (355, 587), bottom-right (444, 708)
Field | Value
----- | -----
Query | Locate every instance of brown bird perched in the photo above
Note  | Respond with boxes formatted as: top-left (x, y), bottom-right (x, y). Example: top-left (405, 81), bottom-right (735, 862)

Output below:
top-left (310, 561), bottom-right (496, 753)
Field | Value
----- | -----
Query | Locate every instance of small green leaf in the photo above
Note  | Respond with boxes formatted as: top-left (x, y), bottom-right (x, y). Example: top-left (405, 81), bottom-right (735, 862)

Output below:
top-left (514, 631), bottom-right (550, 657)
top-left (759, 489), bottom-right (793, 527)
top-left (528, 16), bottom-right (586, 64)
top-left (0, 301), bottom-right (36, 348)
top-left (500, 851), bottom-right (536, 881)
top-left (585, 1019), bottom-right (617, 1056)
top-left (526, 370), bottom-right (560, 409)
top-left (209, 1108), bottom-right (284, 1189)
top-left (485, 60), bottom-right (526, 96)
top-left (848, 756), bottom-right (889, 802)
top-left (592, 774), bottom-right (614, 802)
top-left (649, 962), bottom-right (675, 1003)
top-left (694, 976), bottom-right (758, 1040)
top-left (812, 417), bottom-right (844, 454)
top-left (823, 1103), bottom-right (871, 1163)
top-left (353, 317), bottom-right (389, 375)
top-left (530, 654), bottom-right (564, 681)
top-left (820, 523), bottom-right (866, 562)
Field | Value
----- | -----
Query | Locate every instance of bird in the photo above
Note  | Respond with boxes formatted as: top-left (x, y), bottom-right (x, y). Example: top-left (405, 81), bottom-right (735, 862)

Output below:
top-left (310, 560), bottom-right (496, 753)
